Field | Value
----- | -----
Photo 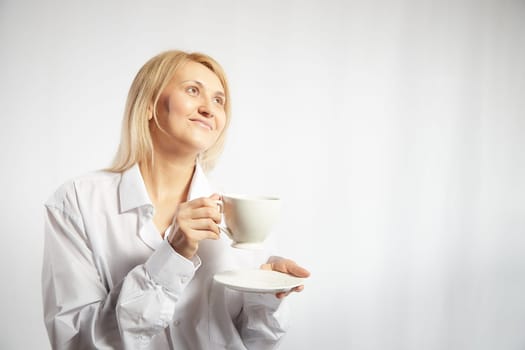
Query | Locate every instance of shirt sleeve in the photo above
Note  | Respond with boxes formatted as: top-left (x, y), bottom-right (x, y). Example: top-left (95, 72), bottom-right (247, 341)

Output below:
top-left (237, 292), bottom-right (290, 349)
top-left (233, 251), bottom-right (292, 349)
top-left (42, 203), bottom-right (198, 350)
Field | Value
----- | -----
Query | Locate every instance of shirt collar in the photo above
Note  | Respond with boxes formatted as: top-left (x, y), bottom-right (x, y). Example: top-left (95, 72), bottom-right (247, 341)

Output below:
top-left (118, 162), bottom-right (214, 213)
top-left (118, 164), bottom-right (153, 213)
top-left (187, 162), bottom-right (213, 200)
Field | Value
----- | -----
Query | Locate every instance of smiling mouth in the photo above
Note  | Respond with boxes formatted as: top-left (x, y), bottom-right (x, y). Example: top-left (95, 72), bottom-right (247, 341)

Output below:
top-left (189, 119), bottom-right (213, 131)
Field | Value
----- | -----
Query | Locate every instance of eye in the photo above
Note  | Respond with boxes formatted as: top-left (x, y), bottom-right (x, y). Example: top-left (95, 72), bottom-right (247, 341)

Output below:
top-left (186, 86), bottom-right (199, 96)
top-left (213, 96), bottom-right (225, 106)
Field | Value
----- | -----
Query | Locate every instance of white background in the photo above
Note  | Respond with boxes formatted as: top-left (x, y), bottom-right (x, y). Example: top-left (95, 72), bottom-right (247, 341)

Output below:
top-left (1, 0), bottom-right (524, 349)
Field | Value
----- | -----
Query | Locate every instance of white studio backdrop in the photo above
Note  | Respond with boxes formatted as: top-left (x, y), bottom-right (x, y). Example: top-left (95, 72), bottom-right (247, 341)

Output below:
top-left (1, 0), bottom-right (524, 349)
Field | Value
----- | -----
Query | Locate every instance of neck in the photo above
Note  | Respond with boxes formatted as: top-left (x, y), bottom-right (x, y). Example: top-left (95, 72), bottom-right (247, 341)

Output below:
top-left (139, 151), bottom-right (197, 204)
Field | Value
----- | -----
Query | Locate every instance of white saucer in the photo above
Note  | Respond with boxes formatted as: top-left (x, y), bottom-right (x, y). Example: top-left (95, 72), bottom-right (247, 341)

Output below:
top-left (213, 269), bottom-right (305, 293)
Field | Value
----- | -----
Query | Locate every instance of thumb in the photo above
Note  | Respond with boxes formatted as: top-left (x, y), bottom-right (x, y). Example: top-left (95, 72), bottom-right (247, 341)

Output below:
top-left (288, 263), bottom-right (311, 278)
top-left (209, 193), bottom-right (221, 201)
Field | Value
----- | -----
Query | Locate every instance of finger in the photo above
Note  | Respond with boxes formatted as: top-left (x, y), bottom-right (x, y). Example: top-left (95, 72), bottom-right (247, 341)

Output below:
top-left (177, 218), bottom-right (219, 237)
top-left (261, 261), bottom-right (308, 276)
top-left (187, 197), bottom-right (221, 209)
top-left (260, 263), bottom-right (272, 271)
top-left (292, 285), bottom-right (305, 293)
top-left (275, 285), bottom-right (305, 299)
top-left (276, 289), bottom-right (294, 299)
top-left (273, 259), bottom-right (310, 278)
top-left (185, 227), bottom-right (220, 241)
top-left (286, 263), bottom-right (311, 278)
top-left (188, 218), bottom-right (221, 236)
top-left (209, 193), bottom-right (221, 201)
top-left (190, 207), bottom-right (222, 223)
top-left (275, 291), bottom-right (287, 299)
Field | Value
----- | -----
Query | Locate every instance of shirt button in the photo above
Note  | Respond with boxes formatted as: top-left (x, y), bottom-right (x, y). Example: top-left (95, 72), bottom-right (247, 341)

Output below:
top-left (181, 276), bottom-right (188, 284)
top-left (174, 320), bottom-right (181, 326)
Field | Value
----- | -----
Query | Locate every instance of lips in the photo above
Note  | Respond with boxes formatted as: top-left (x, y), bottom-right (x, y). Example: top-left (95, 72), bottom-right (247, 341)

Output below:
top-left (189, 118), bottom-right (213, 131)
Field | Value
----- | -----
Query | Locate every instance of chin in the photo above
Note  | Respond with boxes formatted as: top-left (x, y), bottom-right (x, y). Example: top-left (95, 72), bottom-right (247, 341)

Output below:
top-left (189, 140), bottom-right (217, 155)
top-left (176, 132), bottom-right (219, 155)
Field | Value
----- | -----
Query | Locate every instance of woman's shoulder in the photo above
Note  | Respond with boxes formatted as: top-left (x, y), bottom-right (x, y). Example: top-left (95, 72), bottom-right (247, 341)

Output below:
top-left (45, 170), bottom-right (122, 211)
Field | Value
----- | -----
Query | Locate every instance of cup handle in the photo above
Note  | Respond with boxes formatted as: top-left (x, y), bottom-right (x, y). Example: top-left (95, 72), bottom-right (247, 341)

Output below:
top-left (216, 200), bottom-right (234, 240)
top-left (216, 199), bottom-right (224, 214)
top-left (218, 225), bottom-right (234, 240)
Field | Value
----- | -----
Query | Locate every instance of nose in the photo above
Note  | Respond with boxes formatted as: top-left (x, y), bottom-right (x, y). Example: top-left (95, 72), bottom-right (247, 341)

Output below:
top-left (198, 104), bottom-right (214, 118)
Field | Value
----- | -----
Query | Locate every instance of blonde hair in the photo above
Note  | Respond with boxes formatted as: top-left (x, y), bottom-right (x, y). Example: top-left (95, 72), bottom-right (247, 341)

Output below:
top-left (108, 50), bottom-right (231, 173)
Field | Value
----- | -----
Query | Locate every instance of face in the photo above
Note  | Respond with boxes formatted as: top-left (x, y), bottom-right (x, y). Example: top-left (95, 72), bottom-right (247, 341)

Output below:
top-left (151, 61), bottom-right (227, 158)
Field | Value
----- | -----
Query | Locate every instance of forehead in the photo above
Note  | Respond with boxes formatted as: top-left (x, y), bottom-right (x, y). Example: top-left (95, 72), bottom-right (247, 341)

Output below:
top-left (173, 61), bottom-right (224, 93)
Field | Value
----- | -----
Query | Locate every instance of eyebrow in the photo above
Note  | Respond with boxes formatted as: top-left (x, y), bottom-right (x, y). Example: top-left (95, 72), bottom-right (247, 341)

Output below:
top-left (182, 80), bottom-right (225, 97)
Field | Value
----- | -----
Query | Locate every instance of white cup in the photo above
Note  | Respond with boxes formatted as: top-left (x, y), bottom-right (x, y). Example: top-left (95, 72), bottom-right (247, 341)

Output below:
top-left (217, 194), bottom-right (281, 249)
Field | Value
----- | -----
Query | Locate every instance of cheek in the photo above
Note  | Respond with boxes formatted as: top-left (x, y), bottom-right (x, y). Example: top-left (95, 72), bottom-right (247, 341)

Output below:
top-left (155, 93), bottom-right (169, 118)
top-left (168, 94), bottom-right (196, 117)
top-left (218, 114), bottom-right (227, 132)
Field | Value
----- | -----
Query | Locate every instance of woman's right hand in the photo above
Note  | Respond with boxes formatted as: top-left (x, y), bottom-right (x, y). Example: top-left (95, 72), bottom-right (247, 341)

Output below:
top-left (168, 194), bottom-right (222, 259)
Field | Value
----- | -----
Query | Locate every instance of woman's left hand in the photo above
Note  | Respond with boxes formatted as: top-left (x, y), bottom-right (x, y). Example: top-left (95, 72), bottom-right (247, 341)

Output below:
top-left (260, 258), bottom-right (310, 299)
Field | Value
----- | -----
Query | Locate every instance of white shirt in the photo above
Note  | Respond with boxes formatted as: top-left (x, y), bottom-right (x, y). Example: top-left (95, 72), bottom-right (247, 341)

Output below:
top-left (42, 164), bottom-right (289, 350)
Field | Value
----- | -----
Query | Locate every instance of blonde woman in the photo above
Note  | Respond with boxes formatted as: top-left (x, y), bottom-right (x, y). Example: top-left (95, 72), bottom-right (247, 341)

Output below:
top-left (42, 50), bottom-right (310, 349)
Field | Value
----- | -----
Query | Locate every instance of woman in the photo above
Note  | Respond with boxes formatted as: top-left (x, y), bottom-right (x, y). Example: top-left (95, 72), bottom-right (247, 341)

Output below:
top-left (42, 50), bottom-right (310, 349)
